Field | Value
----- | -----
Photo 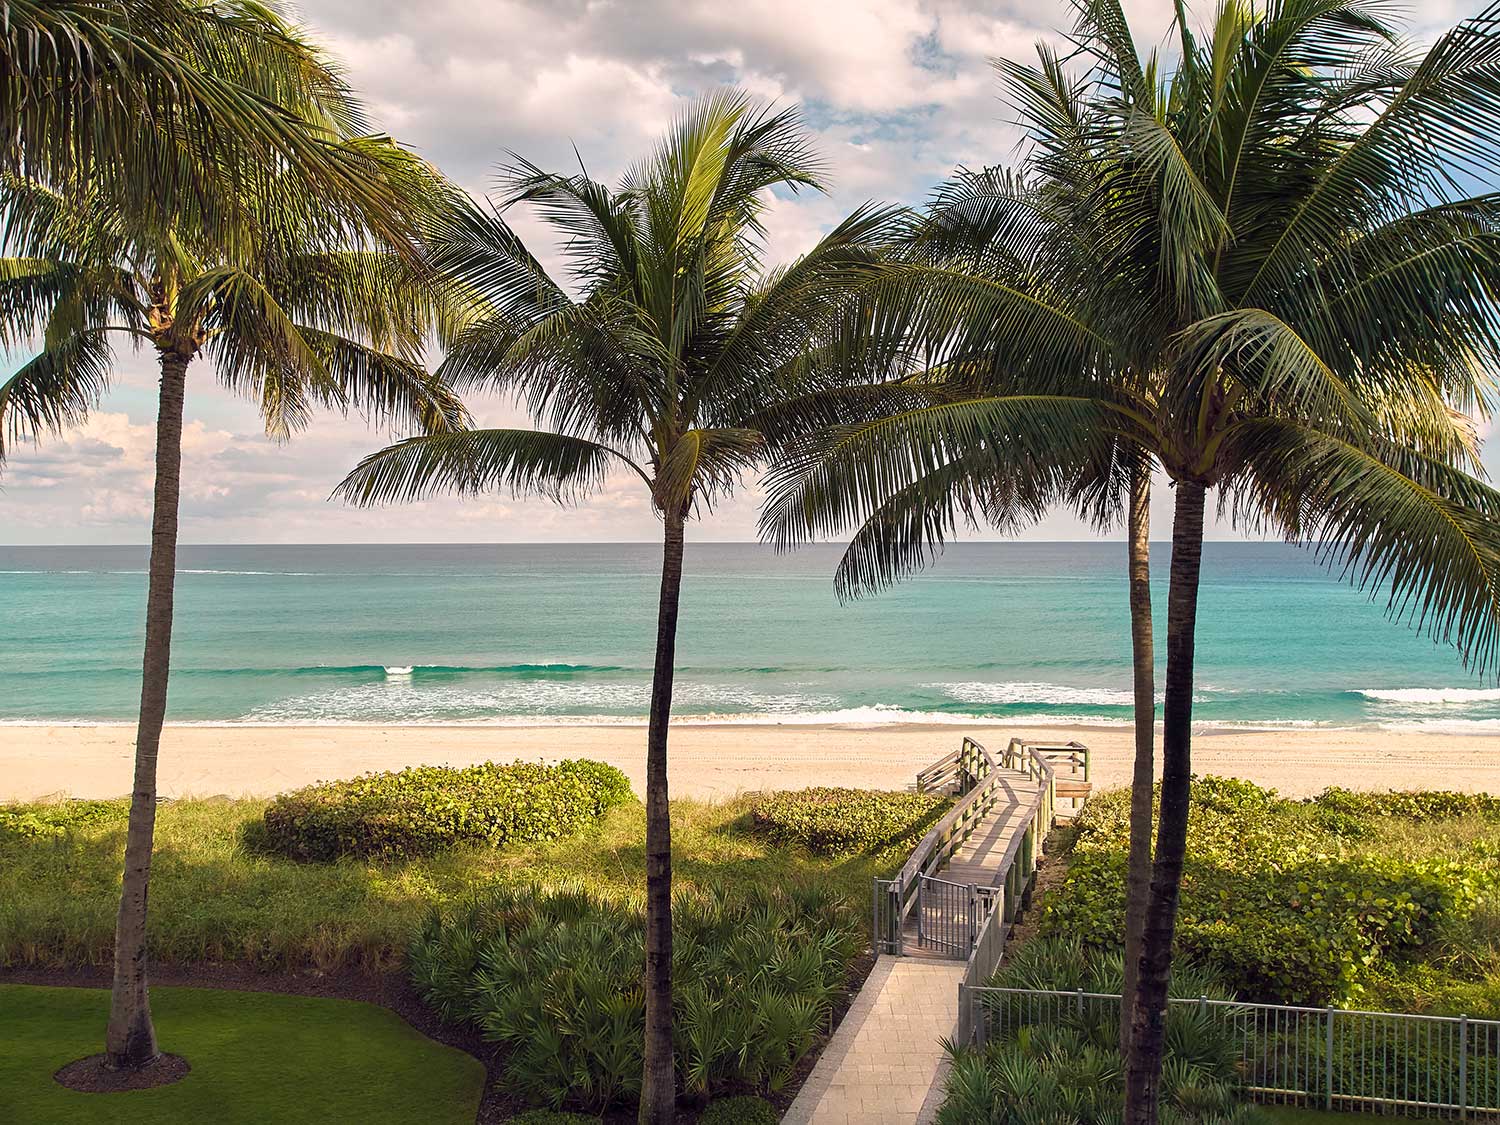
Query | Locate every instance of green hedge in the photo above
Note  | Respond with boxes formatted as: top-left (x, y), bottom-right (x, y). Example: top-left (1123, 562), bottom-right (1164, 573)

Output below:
top-left (748, 787), bottom-right (949, 855)
top-left (1039, 778), bottom-right (1500, 1004)
top-left (699, 1096), bottom-right (779, 1125)
top-left (411, 883), bottom-right (862, 1112)
top-left (261, 759), bottom-right (634, 861)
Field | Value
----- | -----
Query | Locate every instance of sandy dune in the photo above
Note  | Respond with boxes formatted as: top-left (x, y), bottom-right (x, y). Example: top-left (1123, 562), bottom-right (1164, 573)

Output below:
top-left (3, 721), bottom-right (1498, 803)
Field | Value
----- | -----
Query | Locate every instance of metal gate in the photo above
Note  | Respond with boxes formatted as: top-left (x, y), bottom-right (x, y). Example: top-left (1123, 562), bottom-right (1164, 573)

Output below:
top-left (917, 875), bottom-right (976, 956)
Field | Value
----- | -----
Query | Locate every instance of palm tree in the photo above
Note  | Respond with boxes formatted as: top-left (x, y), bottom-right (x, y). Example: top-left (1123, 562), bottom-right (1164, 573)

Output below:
top-left (766, 103), bottom-right (1167, 1055)
top-left (763, 2), bottom-right (1500, 1122)
top-left (335, 89), bottom-right (899, 1123)
top-left (0, 1), bottom-right (427, 253)
top-left (900, 148), bottom-right (1168, 1053)
top-left (0, 62), bottom-right (462, 1072)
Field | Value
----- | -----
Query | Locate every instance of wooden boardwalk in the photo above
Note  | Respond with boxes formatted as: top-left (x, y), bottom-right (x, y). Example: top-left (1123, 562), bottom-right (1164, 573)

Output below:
top-left (786, 765), bottom-right (1045, 1124)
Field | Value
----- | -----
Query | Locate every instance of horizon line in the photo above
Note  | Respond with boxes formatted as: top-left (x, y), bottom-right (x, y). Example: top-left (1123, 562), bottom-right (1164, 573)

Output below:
top-left (3, 537), bottom-right (1302, 549)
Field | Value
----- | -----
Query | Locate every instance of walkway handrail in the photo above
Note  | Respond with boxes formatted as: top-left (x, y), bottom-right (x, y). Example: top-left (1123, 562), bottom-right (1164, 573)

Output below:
top-left (875, 736), bottom-right (1092, 966)
top-left (874, 737), bottom-right (1016, 953)
top-left (954, 738), bottom-right (1093, 1041)
top-left (962, 986), bottom-right (1500, 1116)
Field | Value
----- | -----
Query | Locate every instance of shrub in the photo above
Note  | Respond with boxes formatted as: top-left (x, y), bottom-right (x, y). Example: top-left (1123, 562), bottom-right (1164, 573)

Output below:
top-left (698, 1096), bottom-right (778, 1125)
top-left (410, 883), bottom-right (863, 1112)
top-left (937, 1003), bottom-right (1260, 1125)
top-left (0, 800), bottom-right (126, 844)
top-left (748, 787), bottom-right (949, 856)
top-left (261, 759), bottom-right (634, 861)
top-left (1312, 786), bottom-right (1500, 823)
top-left (1038, 778), bottom-right (1500, 1004)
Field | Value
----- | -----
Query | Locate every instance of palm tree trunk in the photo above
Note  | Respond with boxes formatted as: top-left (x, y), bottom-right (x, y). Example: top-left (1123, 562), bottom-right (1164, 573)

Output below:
top-left (1119, 458), bottom-right (1155, 1051)
top-left (640, 508), bottom-right (685, 1125)
top-left (1123, 478), bottom-right (1206, 1125)
top-left (106, 349), bottom-right (189, 1069)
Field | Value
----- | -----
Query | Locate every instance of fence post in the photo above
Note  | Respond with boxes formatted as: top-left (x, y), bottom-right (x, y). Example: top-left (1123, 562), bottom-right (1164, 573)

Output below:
top-left (1325, 1006), bottom-right (1335, 1111)
top-left (1461, 1014), bottom-right (1469, 1121)
top-left (1076, 987), bottom-right (1085, 1018)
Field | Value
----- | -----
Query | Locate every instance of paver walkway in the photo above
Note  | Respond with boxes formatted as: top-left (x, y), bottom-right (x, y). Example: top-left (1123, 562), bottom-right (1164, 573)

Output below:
top-left (785, 770), bottom-right (1041, 1125)
top-left (782, 956), bottom-right (963, 1125)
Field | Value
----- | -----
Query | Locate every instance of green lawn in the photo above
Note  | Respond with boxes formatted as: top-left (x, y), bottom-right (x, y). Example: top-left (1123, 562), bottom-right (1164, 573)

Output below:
top-left (0, 983), bottom-right (485, 1124)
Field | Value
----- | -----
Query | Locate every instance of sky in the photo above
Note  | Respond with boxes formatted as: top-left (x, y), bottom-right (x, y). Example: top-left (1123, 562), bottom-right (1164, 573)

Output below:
top-left (0, 0), bottom-right (1490, 545)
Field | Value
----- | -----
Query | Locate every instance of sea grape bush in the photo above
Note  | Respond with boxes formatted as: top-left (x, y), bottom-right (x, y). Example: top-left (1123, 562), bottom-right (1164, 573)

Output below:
top-left (1039, 778), bottom-right (1500, 1004)
top-left (1311, 787), bottom-right (1500, 835)
top-left (261, 759), bottom-right (635, 861)
top-left (748, 787), bottom-right (949, 855)
top-left (410, 883), bottom-right (863, 1112)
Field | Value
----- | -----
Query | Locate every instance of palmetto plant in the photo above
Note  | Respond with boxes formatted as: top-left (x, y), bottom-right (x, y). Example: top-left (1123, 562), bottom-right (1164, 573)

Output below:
top-left (763, 2), bottom-right (1500, 1122)
top-left (337, 89), bottom-right (898, 1122)
top-left (408, 882), bottom-right (861, 1114)
top-left (0, 7), bottom-right (462, 1069)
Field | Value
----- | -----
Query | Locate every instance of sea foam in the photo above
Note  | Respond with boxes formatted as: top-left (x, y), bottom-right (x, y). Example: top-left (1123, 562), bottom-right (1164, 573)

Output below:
top-left (1354, 687), bottom-right (1500, 705)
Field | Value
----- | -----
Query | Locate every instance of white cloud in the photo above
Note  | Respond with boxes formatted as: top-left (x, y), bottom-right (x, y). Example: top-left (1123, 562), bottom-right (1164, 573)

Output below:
top-left (1, 0), bottom-right (1491, 544)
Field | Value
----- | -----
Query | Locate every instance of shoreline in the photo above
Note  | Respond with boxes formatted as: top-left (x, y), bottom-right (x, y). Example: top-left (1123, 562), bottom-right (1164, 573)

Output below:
top-left (5, 721), bottom-right (1500, 803)
top-left (2, 717), bottom-right (1496, 735)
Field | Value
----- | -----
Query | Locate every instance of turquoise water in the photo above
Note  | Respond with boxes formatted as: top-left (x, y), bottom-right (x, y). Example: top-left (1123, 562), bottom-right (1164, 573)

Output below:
top-left (2, 542), bottom-right (1498, 731)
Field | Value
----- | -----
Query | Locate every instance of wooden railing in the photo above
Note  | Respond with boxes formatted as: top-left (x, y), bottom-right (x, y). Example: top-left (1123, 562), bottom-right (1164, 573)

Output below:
top-left (955, 738), bottom-right (1092, 1041)
top-left (875, 737), bottom-right (1092, 958)
top-left (874, 737), bottom-right (1011, 954)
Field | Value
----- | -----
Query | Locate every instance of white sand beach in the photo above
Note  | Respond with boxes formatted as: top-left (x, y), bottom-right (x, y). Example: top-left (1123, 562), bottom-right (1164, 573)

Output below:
top-left (3, 721), bottom-right (1499, 803)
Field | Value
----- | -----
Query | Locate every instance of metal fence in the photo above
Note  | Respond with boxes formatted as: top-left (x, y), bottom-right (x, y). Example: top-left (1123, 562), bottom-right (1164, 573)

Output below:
top-left (962, 986), bottom-right (1500, 1118)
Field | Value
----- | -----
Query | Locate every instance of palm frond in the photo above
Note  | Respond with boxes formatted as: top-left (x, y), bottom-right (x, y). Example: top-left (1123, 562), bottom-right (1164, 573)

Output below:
top-left (334, 428), bottom-right (646, 507)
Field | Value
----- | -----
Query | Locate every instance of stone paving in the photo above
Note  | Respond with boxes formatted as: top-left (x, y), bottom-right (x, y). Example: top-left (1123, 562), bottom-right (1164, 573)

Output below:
top-left (784, 768), bottom-right (1042, 1125)
top-left (782, 956), bottom-right (964, 1125)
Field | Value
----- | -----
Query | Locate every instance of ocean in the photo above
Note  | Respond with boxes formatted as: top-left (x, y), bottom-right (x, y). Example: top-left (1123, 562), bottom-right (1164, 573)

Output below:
top-left (3, 541), bottom-right (1498, 732)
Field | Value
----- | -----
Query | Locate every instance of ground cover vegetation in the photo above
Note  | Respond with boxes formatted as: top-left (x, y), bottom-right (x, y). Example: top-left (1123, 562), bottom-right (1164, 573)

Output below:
top-left (748, 787), bottom-right (951, 856)
top-left (1038, 779), bottom-right (1500, 1011)
top-left (941, 942), bottom-right (1256, 1125)
top-left (0, 982), bottom-right (485, 1124)
top-left (0, 787), bottom-right (893, 974)
top-left (261, 759), bottom-right (634, 861)
top-left (412, 884), bottom-right (861, 1111)
top-left (1, 781), bottom-right (938, 1116)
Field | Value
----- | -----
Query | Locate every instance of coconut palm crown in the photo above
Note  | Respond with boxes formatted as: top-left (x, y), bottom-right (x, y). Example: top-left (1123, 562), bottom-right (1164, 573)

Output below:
top-left (336, 88), bottom-right (900, 1122)
top-left (1, 1), bottom-right (430, 255)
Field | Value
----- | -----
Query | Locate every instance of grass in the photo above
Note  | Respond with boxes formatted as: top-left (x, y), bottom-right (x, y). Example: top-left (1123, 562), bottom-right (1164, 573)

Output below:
top-left (1262, 1109), bottom-right (1384, 1124)
top-left (0, 795), bottom-right (891, 972)
top-left (0, 983), bottom-right (484, 1124)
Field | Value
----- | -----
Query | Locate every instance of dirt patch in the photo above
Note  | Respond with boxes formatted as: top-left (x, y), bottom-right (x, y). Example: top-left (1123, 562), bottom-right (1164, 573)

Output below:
top-left (1007, 821), bottom-right (1077, 951)
top-left (55, 1052), bottom-right (190, 1093)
